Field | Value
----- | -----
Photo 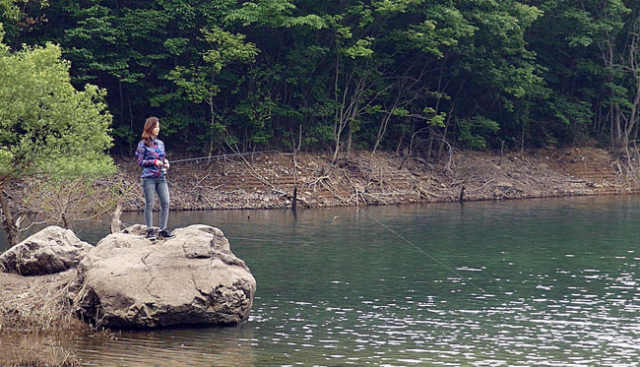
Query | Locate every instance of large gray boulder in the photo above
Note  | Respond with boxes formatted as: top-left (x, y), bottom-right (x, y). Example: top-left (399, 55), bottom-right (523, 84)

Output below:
top-left (0, 226), bottom-right (94, 275)
top-left (70, 224), bottom-right (256, 328)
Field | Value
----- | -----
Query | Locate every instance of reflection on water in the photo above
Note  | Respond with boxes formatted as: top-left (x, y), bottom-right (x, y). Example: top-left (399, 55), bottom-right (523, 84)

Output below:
top-left (3, 195), bottom-right (640, 365)
top-left (77, 326), bottom-right (257, 366)
top-left (0, 333), bottom-right (80, 366)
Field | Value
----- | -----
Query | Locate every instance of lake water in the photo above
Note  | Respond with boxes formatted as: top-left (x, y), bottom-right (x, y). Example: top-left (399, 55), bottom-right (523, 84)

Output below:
top-left (3, 196), bottom-right (640, 366)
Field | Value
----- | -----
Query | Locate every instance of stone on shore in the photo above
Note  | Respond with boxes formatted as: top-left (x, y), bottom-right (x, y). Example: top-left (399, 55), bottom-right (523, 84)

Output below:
top-left (69, 224), bottom-right (256, 328)
top-left (0, 226), bottom-right (94, 276)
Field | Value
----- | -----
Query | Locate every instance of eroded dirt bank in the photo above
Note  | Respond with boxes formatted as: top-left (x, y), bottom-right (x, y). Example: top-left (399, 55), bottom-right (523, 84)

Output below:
top-left (116, 147), bottom-right (640, 212)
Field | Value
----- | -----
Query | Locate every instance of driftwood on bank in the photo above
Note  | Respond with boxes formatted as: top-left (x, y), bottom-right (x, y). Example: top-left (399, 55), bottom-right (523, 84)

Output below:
top-left (5, 148), bottom-right (639, 223)
top-left (112, 148), bottom-right (640, 211)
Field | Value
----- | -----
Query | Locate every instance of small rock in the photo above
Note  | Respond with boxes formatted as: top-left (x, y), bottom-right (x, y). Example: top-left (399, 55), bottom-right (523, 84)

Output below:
top-left (0, 226), bottom-right (93, 276)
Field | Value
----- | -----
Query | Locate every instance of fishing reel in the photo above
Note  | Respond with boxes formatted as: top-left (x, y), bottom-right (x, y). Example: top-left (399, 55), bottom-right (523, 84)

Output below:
top-left (160, 159), bottom-right (169, 175)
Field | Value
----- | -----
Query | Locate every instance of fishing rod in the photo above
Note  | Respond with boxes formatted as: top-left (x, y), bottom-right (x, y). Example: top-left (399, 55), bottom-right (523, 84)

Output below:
top-left (168, 150), bottom-right (279, 165)
top-left (21, 150), bottom-right (280, 178)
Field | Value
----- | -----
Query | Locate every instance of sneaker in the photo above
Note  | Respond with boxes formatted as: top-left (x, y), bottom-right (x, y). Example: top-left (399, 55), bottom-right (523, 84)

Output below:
top-left (146, 228), bottom-right (157, 241)
top-left (159, 229), bottom-right (175, 238)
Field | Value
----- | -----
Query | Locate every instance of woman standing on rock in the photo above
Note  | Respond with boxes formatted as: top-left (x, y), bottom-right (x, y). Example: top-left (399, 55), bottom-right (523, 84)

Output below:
top-left (135, 117), bottom-right (175, 240)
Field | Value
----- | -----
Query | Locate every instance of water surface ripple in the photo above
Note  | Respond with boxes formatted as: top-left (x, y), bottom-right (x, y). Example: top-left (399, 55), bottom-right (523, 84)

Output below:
top-left (4, 195), bottom-right (640, 365)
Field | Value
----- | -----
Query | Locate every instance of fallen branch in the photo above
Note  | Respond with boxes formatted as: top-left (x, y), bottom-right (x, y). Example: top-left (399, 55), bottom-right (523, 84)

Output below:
top-left (467, 178), bottom-right (496, 192)
top-left (188, 172), bottom-right (212, 194)
top-left (417, 187), bottom-right (441, 200)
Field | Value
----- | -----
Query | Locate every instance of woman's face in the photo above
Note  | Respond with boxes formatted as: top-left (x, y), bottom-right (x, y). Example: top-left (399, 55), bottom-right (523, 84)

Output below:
top-left (152, 123), bottom-right (160, 137)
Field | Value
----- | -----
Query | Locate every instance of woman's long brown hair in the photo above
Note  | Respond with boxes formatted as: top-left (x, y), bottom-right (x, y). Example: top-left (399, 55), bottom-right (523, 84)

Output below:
top-left (141, 117), bottom-right (159, 146)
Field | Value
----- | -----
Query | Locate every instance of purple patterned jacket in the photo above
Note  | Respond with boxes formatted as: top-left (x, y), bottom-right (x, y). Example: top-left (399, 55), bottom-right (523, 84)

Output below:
top-left (135, 138), bottom-right (166, 178)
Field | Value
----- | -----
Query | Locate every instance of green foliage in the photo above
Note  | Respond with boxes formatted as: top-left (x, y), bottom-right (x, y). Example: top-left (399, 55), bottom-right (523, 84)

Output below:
top-left (342, 37), bottom-right (374, 59)
top-left (423, 107), bottom-right (446, 128)
top-left (373, 0), bottom-right (426, 15)
top-left (404, 5), bottom-right (476, 58)
top-left (225, 0), bottom-right (326, 29)
top-left (4, 0), bottom-right (640, 156)
top-left (458, 116), bottom-right (500, 149)
top-left (0, 23), bottom-right (5, 51)
top-left (553, 97), bottom-right (592, 126)
top-left (202, 26), bottom-right (259, 70)
top-left (234, 97), bottom-right (276, 144)
top-left (163, 37), bottom-right (190, 56)
top-left (0, 0), bottom-right (19, 20)
top-left (0, 42), bottom-right (114, 180)
top-left (167, 26), bottom-right (258, 103)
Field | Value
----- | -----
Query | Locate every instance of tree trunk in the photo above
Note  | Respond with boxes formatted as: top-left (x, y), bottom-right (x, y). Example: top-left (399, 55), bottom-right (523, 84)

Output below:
top-left (371, 112), bottom-right (392, 162)
top-left (290, 125), bottom-right (302, 181)
top-left (208, 96), bottom-right (215, 157)
top-left (119, 80), bottom-right (124, 133)
top-left (331, 136), bottom-right (341, 164)
top-left (0, 186), bottom-right (19, 246)
top-left (395, 129), bottom-right (405, 157)
top-left (346, 121), bottom-right (353, 159)
top-left (436, 124), bottom-right (450, 161)
top-left (426, 132), bottom-right (434, 160)
top-left (111, 201), bottom-right (123, 234)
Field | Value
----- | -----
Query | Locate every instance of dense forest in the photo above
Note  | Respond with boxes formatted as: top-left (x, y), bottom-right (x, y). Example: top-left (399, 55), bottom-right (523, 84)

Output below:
top-left (2, 0), bottom-right (640, 162)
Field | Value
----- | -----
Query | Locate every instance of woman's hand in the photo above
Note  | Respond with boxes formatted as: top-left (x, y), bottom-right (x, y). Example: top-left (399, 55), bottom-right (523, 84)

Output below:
top-left (155, 160), bottom-right (164, 166)
top-left (164, 159), bottom-right (170, 169)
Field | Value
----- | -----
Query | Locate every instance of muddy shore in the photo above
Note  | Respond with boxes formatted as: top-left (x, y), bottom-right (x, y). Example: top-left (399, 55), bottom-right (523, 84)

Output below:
top-left (116, 147), bottom-right (639, 212)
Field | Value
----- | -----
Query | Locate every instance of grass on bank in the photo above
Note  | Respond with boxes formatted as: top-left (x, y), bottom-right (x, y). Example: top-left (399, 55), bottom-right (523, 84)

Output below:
top-left (0, 270), bottom-right (91, 366)
top-left (0, 336), bottom-right (80, 367)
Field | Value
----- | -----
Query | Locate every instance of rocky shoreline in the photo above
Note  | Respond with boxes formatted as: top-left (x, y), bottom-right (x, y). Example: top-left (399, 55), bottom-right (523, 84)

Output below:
top-left (114, 147), bottom-right (639, 213)
top-left (5, 148), bottom-right (637, 224)
top-left (1, 224), bottom-right (254, 326)
top-left (0, 224), bottom-right (255, 366)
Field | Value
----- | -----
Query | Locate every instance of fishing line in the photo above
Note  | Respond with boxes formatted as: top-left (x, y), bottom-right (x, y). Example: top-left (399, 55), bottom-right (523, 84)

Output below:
top-left (169, 150), bottom-right (279, 165)
top-left (118, 222), bottom-right (311, 244)
top-left (361, 210), bottom-right (486, 294)
top-left (116, 221), bottom-right (313, 244)
top-left (227, 236), bottom-right (314, 244)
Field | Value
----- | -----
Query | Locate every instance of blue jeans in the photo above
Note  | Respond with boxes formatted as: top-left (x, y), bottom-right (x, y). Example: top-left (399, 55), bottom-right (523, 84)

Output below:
top-left (142, 177), bottom-right (170, 230)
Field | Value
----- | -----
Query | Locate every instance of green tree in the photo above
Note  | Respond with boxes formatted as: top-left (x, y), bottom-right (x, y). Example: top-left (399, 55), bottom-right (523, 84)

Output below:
top-left (224, 0), bottom-right (328, 154)
top-left (0, 41), bottom-right (115, 245)
top-left (527, 0), bottom-right (640, 156)
top-left (13, 0), bottom-right (640, 159)
top-left (166, 26), bottom-right (260, 155)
